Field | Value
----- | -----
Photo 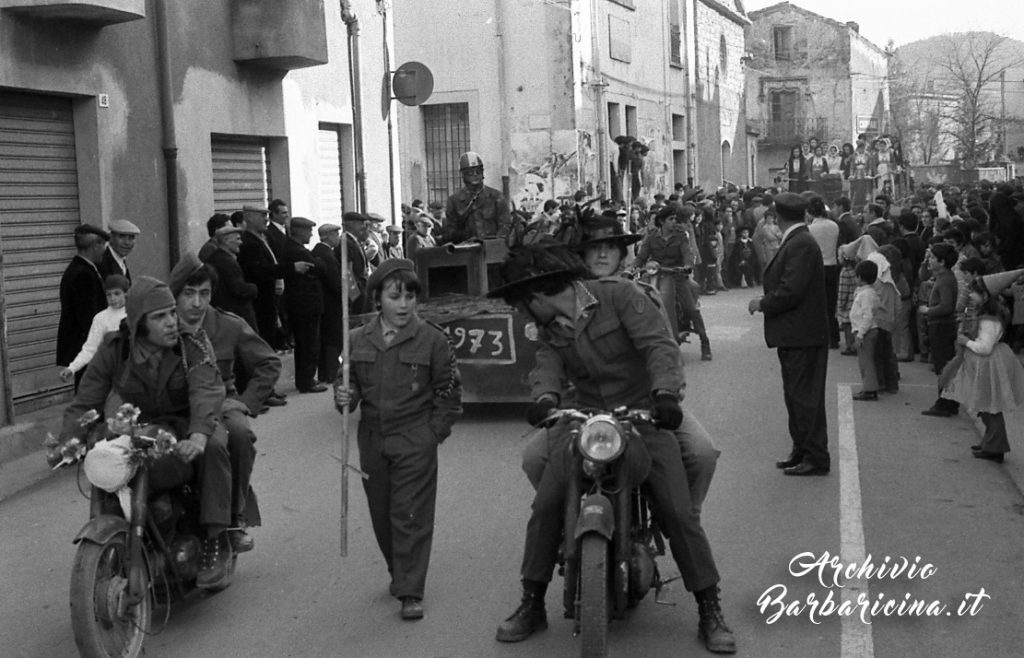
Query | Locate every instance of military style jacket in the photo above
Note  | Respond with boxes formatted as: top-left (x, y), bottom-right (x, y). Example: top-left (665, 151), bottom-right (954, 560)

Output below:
top-left (443, 185), bottom-right (511, 242)
top-left (529, 278), bottom-right (683, 410)
top-left (60, 329), bottom-right (225, 441)
top-left (344, 314), bottom-right (462, 440)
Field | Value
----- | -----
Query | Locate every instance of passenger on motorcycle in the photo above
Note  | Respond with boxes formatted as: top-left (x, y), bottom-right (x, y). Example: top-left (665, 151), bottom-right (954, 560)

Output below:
top-left (489, 244), bottom-right (736, 654)
top-left (634, 204), bottom-right (713, 361)
top-left (169, 253), bottom-right (282, 554)
top-left (49, 276), bottom-right (236, 590)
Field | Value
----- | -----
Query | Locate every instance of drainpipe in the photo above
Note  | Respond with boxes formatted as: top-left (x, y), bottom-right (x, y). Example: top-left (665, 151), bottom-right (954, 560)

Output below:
top-left (494, 0), bottom-right (512, 196)
top-left (590, 0), bottom-right (607, 195)
top-left (152, 0), bottom-right (179, 265)
top-left (341, 1), bottom-right (367, 212)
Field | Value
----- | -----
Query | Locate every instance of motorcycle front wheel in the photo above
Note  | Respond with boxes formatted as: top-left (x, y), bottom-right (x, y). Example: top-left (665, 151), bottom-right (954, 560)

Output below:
top-left (70, 535), bottom-right (151, 658)
top-left (579, 533), bottom-right (609, 658)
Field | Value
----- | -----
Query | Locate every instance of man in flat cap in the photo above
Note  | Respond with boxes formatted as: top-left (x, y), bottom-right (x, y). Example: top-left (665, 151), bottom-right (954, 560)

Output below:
top-left (341, 211), bottom-right (370, 315)
top-left (382, 224), bottom-right (405, 260)
top-left (207, 224), bottom-right (258, 331)
top-left (313, 223), bottom-right (344, 383)
top-left (100, 219), bottom-right (140, 284)
top-left (281, 216), bottom-right (327, 392)
top-left (748, 192), bottom-right (831, 476)
top-left (57, 224), bottom-right (110, 390)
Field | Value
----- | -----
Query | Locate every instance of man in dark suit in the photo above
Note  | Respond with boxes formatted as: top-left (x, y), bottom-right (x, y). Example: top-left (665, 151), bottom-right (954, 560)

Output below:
top-left (340, 211), bottom-right (370, 315)
top-left (748, 193), bottom-right (831, 476)
top-left (267, 199), bottom-right (292, 350)
top-left (280, 216), bottom-right (326, 393)
top-left (313, 223), bottom-right (343, 384)
top-left (56, 224), bottom-right (109, 390)
top-left (98, 219), bottom-right (139, 284)
top-left (206, 224), bottom-right (258, 331)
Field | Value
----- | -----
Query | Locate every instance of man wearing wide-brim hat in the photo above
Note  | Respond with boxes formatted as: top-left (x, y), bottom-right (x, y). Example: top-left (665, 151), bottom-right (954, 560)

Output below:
top-left (100, 218), bottom-right (140, 283)
top-left (573, 211), bottom-right (642, 277)
top-left (489, 243), bottom-right (737, 653)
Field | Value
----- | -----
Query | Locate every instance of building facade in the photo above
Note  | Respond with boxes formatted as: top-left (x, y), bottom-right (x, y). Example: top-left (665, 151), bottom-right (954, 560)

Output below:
top-left (393, 0), bottom-right (751, 218)
top-left (0, 0), bottom-right (395, 420)
top-left (744, 1), bottom-right (890, 186)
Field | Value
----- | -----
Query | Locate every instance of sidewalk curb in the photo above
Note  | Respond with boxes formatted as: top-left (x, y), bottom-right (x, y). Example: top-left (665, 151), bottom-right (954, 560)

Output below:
top-left (0, 352), bottom-right (297, 503)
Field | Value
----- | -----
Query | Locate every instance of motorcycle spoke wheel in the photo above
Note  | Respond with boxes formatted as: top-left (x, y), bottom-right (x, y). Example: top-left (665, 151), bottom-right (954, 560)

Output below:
top-left (579, 534), bottom-right (609, 658)
top-left (70, 536), bottom-right (152, 658)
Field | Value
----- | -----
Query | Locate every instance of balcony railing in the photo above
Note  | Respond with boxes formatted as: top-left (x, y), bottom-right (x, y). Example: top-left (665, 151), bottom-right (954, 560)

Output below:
top-left (757, 118), bottom-right (829, 145)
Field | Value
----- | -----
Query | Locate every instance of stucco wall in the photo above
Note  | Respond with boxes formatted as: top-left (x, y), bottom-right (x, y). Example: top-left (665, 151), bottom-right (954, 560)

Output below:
top-left (693, 0), bottom-right (748, 190)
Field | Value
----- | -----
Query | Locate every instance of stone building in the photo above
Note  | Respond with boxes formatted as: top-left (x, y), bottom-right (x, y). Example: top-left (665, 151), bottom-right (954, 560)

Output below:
top-left (393, 0), bottom-right (753, 217)
top-left (0, 1), bottom-right (395, 420)
top-left (744, 1), bottom-right (890, 186)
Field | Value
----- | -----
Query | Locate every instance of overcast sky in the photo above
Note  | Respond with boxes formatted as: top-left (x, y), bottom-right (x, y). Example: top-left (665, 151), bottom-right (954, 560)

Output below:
top-left (742, 0), bottom-right (1024, 48)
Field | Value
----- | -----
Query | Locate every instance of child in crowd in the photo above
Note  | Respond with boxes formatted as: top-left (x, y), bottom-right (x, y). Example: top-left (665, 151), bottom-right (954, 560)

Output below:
top-left (941, 275), bottom-right (1024, 462)
top-left (973, 232), bottom-right (1004, 274)
top-left (851, 260), bottom-right (882, 401)
top-left (1005, 271), bottom-right (1024, 352)
top-left (922, 243), bottom-right (963, 417)
top-left (729, 227), bottom-right (757, 288)
top-left (333, 259), bottom-right (462, 621)
top-left (867, 250), bottom-right (900, 393)
top-left (59, 274), bottom-right (129, 382)
top-left (837, 235), bottom-right (879, 355)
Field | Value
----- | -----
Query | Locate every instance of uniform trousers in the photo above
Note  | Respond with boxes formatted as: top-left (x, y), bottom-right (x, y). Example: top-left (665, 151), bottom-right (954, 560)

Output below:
top-left (777, 345), bottom-right (830, 469)
top-left (358, 421), bottom-right (438, 600)
top-left (197, 424), bottom-right (233, 528)
top-left (222, 404), bottom-right (260, 526)
top-left (521, 423), bottom-right (720, 593)
top-left (521, 409), bottom-right (719, 514)
top-left (291, 312), bottom-right (322, 390)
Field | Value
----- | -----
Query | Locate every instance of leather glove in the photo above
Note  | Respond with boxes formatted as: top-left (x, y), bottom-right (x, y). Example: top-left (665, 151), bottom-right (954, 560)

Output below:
top-left (650, 392), bottom-right (683, 430)
top-left (526, 397), bottom-right (558, 427)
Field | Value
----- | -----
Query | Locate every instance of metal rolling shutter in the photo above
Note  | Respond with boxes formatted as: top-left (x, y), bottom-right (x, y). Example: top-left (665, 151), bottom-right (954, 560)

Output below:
top-left (211, 138), bottom-right (272, 214)
top-left (0, 92), bottom-right (81, 406)
top-left (317, 126), bottom-right (344, 225)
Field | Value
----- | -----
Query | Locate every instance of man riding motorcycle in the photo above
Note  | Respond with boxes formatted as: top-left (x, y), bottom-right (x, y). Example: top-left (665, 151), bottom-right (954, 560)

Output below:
top-left (169, 253), bottom-right (282, 553)
top-left (634, 203), bottom-right (713, 361)
top-left (489, 244), bottom-right (736, 654)
top-left (49, 276), bottom-right (235, 590)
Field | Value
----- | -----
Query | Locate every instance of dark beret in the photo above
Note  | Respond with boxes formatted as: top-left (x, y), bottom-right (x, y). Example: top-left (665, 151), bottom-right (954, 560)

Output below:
top-left (366, 258), bottom-right (416, 297)
top-left (773, 193), bottom-right (809, 222)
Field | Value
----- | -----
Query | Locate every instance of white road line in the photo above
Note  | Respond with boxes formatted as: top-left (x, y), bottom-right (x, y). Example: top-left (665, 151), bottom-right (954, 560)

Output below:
top-left (838, 383), bottom-right (874, 658)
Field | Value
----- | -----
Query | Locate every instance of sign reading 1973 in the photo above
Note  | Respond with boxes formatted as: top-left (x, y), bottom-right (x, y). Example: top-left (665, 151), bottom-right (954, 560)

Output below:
top-left (440, 314), bottom-right (517, 365)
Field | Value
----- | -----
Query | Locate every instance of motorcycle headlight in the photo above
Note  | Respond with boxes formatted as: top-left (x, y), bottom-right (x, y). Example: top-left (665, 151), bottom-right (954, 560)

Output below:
top-left (577, 415), bottom-right (624, 463)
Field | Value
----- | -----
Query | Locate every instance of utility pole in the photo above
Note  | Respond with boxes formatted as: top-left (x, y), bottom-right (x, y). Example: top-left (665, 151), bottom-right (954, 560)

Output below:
top-left (999, 70), bottom-right (1006, 157)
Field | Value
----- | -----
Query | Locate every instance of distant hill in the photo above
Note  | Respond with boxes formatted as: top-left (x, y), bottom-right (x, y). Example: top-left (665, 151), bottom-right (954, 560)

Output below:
top-left (894, 32), bottom-right (1024, 102)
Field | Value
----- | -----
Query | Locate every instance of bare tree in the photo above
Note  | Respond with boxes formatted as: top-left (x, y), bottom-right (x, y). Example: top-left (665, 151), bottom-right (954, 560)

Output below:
top-left (888, 43), bottom-right (946, 165)
top-left (934, 32), bottom-right (1019, 167)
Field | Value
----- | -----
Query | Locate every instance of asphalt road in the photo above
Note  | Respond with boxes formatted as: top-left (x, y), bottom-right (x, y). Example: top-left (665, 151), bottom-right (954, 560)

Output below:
top-left (3, 289), bottom-right (1023, 657)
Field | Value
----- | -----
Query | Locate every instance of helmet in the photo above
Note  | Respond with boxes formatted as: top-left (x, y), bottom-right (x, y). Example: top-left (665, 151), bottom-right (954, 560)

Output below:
top-left (459, 151), bottom-right (484, 170)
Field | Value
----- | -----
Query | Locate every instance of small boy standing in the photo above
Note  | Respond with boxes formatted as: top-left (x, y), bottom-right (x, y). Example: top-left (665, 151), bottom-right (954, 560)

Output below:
top-left (851, 260), bottom-right (881, 401)
top-left (59, 274), bottom-right (129, 384)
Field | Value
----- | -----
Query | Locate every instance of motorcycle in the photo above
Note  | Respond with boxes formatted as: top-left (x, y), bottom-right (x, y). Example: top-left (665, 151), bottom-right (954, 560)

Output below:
top-left (555, 407), bottom-right (675, 658)
top-left (629, 260), bottom-right (699, 343)
top-left (49, 405), bottom-right (234, 658)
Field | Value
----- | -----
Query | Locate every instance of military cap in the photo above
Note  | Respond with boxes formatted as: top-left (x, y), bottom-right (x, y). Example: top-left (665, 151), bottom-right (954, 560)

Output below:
top-left (317, 223), bottom-right (342, 237)
top-left (289, 216), bottom-right (316, 230)
top-left (75, 224), bottom-right (110, 241)
top-left (366, 258), bottom-right (417, 298)
top-left (242, 205), bottom-right (269, 215)
top-left (108, 219), bottom-right (140, 235)
top-left (773, 192), bottom-right (809, 223)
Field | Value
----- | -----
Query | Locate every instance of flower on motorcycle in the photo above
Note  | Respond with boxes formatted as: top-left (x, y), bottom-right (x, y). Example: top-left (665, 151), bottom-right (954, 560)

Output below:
top-left (44, 408), bottom-right (102, 469)
top-left (577, 415), bottom-right (625, 463)
top-left (645, 261), bottom-right (661, 276)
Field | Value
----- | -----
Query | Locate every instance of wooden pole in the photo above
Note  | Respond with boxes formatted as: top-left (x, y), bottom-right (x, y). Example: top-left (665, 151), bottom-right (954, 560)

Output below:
top-left (340, 230), bottom-right (351, 557)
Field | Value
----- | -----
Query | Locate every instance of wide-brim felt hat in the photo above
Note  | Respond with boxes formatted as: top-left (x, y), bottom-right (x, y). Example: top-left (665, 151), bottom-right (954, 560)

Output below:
top-left (486, 243), bottom-right (581, 300)
top-left (576, 231), bottom-right (643, 250)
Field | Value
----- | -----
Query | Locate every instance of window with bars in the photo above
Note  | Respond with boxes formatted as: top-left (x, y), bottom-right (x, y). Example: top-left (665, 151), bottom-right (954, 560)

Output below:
top-left (422, 103), bottom-right (470, 207)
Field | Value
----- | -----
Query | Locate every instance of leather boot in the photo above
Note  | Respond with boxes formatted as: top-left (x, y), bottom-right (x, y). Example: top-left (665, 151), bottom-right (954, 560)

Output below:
top-left (696, 586), bottom-right (736, 654)
top-left (700, 339), bottom-right (713, 361)
top-left (495, 581), bottom-right (548, 643)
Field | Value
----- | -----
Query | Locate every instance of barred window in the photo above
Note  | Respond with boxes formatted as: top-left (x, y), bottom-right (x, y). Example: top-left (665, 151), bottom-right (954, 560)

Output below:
top-left (422, 103), bottom-right (470, 207)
